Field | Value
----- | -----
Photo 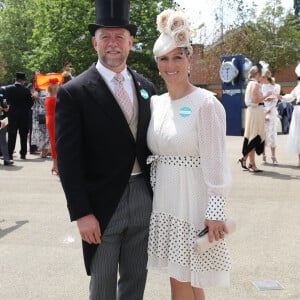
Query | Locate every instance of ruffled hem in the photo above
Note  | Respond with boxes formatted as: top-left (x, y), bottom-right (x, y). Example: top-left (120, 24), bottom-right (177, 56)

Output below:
top-left (147, 211), bottom-right (231, 288)
top-left (147, 257), bottom-right (230, 288)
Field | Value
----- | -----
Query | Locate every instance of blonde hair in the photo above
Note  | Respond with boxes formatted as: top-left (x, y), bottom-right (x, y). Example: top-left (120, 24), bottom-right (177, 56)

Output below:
top-left (248, 66), bottom-right (261, 79)
top-left (263, 69), bottom-right (275, 85)
top-left (47, 83), bottom-right (58, 96)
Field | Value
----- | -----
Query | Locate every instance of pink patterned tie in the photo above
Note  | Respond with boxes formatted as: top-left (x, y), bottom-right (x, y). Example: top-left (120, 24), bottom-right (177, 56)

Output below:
top-left (114, 73), bottom-right (133, 121)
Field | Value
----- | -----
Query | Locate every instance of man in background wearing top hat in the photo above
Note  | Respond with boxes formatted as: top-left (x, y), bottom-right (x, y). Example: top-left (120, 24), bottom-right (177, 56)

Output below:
top-left (55, 0), bottom-right (156, 299)
top-left (4, 72), bottom-right (33, 160)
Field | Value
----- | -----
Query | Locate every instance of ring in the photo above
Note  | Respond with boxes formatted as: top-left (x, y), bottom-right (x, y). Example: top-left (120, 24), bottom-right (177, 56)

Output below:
top-left (219, 231), bottom-right (225, 235)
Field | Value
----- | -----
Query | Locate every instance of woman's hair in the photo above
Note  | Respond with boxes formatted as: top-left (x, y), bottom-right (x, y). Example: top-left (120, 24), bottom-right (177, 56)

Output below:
top-left (248, 66), bottom-right (261, 79)
top-left (62, 71), bottom-right (72, 84)
top-left (47, 83), bottom-right (58, 95)
top-left (183, 46), bottom-right (193, 56)
top-left (263, 69), bottom-right (275, 85)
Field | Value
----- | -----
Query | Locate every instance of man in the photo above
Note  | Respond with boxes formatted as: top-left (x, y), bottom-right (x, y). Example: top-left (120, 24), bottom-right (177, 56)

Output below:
top-left (0, 88), bottom-right (14, 165)
top-left (277, 101), bottom-right (293, 134)
top-left (4, 72), bottom-right (33, 160)
top-left (55, 0), bottom-right (155, 299)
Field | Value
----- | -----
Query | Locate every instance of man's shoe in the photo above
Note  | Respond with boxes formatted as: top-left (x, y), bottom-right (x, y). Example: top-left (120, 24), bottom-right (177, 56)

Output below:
top-left (20, 155), bottom-right (26, 160)
top-left (4, 160), bottom-right (14, 166)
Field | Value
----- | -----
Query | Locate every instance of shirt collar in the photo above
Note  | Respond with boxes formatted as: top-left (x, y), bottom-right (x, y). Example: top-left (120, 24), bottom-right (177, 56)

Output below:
top-left (96, 61), bottom-right (130, 83)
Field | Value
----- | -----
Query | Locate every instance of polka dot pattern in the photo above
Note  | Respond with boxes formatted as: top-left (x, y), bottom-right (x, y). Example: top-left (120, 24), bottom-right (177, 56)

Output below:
top-left (147, 155), bottom-right (201, 190)
top-left (205, 195), bottom-right (226, 221)
top-left (148, 211), bottom-right (231, 273)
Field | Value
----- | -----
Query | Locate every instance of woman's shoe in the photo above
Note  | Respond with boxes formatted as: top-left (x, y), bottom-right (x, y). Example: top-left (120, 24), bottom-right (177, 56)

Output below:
top-left (238, 158), bottom-right (248, 170)
top-left (51, 167), bottom-right (59, 175)
top-left (262, 155), bottom-right (267, 164)
top-left (248, 164), bottom-right (263, 173)
top-left (271, 156), bottom-right (278, 165)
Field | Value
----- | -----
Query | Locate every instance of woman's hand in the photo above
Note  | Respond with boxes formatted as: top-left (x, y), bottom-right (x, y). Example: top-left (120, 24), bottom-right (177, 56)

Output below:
top-left (204, 219), bottom-right (228, 243)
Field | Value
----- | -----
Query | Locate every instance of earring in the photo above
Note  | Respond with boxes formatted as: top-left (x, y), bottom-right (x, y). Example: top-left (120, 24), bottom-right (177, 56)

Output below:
top-left (159, 72), bottom-right (161, 76)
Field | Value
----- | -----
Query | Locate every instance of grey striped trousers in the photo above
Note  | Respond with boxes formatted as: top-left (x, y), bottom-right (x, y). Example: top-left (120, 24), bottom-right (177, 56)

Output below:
top-left (89, 174), bottom-right (152, 300)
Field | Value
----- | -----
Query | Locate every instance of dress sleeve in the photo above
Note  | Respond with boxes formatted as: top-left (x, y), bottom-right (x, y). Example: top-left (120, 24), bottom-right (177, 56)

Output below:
top-left (197, 94), bottom-right (232, 221)
top-left (281, 85), bottom-right (300, 103)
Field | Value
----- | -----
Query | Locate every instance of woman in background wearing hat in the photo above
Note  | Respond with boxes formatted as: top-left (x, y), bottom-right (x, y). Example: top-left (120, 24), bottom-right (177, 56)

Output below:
top-left (147, 9), bottom-right (232, 299)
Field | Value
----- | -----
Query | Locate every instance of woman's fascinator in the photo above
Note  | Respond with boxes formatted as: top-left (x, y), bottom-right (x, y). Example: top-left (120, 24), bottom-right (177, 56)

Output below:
top-left (153, 9), bottom-right (192, 58)
top-left (258, 61), bottom-right (269, 76)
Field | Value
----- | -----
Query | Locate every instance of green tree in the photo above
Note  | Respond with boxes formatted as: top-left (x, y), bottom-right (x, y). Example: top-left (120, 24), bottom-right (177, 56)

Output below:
top-left (0, 0), bottom-right (174, 87)
top-left (212, 0), bottom-right (300, 76)
top-left (26, 0), bottom-right (95, 77)
top-left (0, 0), bottom-right (34, 83)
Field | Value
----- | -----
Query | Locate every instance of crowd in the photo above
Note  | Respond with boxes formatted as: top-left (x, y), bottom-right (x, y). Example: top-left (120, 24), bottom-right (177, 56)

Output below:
top-left (0, 69), bottom-right (72, 173)
top-left (238, 62), bottom-right (300, 172)
top-left (1, 1), bottom-right (300, 299)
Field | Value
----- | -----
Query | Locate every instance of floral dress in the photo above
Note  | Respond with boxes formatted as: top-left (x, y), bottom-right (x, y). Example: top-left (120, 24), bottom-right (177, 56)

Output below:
top-left (147, 88), bottom-right (232, 288)
top-left (31, 91), bottom-right (50, 150)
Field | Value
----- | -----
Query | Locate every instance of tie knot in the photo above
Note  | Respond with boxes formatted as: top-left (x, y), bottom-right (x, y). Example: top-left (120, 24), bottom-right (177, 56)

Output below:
top-left (114, 73), bottom-right (124, 83)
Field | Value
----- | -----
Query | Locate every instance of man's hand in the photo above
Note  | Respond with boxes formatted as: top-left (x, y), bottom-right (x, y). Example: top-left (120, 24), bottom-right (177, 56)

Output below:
top-left (77, 214), bottom-right (101, 244)
top-left (204, 219), bottom-right (228, 243)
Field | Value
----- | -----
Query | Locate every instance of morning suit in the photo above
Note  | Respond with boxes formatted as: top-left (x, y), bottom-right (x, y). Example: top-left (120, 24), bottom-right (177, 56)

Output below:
top-left (4, 83), bottom-right (33, 158)
top-left (55, 63), bottom-right (155, 298)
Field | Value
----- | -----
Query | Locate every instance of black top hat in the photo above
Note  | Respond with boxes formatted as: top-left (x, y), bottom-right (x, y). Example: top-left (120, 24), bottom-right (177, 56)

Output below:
top-left (88, 0), bottom-right (137, 37)
top-left (15, 72), bottom-right (26, 81)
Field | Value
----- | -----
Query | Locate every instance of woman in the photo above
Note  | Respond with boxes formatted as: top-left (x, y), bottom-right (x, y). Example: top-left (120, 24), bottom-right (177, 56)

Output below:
top-left (261, 70), bottom-right (281, 164)
top-left (44, 79), bottom-right (59, 174)
top-left (31, 89), bottom-right (50, 158)
top-left (280, 84), bottom-right (300, 166)
top-left (147, 9), bottom-right (232, 300)
top-left (238, 65), bottom-right (273, 172)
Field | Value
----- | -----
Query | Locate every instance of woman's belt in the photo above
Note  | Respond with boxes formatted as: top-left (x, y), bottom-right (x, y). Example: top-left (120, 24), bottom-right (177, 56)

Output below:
top-left (146, 155), bottom-right (201, 189)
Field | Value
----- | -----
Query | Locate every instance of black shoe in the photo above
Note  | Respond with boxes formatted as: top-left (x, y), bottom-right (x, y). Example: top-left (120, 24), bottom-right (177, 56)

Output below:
top-left (4, 160), bottom-right (14, 166)
top-left (20, 155), bottom-right (26, 160)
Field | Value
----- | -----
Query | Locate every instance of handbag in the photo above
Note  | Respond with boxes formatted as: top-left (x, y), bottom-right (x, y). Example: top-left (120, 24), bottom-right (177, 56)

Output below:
top-left (38, 113), bottom-right (46, 125)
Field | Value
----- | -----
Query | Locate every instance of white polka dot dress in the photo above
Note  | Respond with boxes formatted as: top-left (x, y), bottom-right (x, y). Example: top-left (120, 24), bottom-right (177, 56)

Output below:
top-left (146, 88), bottom-right (232, 288)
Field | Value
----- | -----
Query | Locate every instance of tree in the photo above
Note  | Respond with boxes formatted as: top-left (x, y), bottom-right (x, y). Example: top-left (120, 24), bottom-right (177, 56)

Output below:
top-left (209, 0), bottom-right (300, 77)
top-left (0, 0), bottom-right (174, 88)
top-left (0, 0), bottom-right (34, 83)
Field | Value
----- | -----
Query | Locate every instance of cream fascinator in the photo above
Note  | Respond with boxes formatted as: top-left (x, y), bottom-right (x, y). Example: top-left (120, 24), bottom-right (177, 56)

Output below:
top-left (153, 9), bottom-right (191, 58)
top-left (259, 61), bottom-right (269, 77)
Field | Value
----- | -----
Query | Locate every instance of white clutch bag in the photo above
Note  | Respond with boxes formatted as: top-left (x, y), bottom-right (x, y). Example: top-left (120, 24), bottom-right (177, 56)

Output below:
top-left (194, 219), bottom-right (236, 255)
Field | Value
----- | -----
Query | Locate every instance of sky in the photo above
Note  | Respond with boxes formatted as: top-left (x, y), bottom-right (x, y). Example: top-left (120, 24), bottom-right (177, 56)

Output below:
top-left (176, 0), bottom-right (294, 43)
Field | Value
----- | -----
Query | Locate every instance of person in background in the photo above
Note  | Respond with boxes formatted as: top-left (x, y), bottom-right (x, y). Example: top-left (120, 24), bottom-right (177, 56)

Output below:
top-left (0, 88), bottom-right (14, 165)
top-left (147, 9), bottom-right (232, 300)
top-left (31, 88), bottom-right (50, 158)
top-left (260, 70), bottom-right (281, 164)
top-left (27, 83), bottom-right (38, 154)
top-left (279, 82), bottom-right (300, 166)
top-left (4, 72), bottom-right (33, 160)
top-left (277, 101), bottom-right (293, 134)
top-left (238, 64), bottom-right (276, 172)
top-left (44, 79), bottom-right (59, 174)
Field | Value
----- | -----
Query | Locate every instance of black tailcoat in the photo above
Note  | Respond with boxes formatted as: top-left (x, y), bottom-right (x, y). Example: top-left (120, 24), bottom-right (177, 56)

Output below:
top-left (55, 64), bottom-right (155, 275)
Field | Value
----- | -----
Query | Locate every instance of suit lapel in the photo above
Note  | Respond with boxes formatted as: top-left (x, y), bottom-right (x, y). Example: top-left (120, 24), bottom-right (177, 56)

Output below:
top-left (83, 65), bottom-right (135, 144)
top-left (129, 68), bottom-right (151, 142)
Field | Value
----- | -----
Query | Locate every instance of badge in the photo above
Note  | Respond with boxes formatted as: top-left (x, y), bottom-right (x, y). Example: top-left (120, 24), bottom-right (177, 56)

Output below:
top-left (140, 89), bottom-right (149, 100)
top-left (179, 106), bottom-right (192, 117)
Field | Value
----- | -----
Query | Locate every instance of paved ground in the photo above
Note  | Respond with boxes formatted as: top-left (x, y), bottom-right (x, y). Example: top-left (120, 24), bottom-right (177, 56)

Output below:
top-left (1, 134), bottom-right (299, 300)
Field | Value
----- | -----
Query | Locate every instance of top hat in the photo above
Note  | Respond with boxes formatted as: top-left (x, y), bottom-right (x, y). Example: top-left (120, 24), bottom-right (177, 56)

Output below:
top-left (15, 72), bottom-right (26, 81)
top-left (88, 0), bottom-right (137, 37)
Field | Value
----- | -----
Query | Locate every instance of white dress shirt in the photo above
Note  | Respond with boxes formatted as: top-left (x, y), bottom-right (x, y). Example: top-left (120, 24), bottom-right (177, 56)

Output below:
top-left (95, 61), bottom-right (134, 104)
